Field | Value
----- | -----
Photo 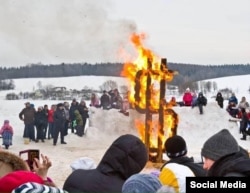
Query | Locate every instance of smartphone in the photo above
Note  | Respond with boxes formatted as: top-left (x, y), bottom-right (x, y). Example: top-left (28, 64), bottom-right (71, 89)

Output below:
top-left (19, 149), bottom-right (40, 170)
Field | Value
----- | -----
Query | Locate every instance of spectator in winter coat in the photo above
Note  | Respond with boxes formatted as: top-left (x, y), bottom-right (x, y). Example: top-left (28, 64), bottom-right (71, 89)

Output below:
top-left (239, 108), bottom-right (249, 140)
top-left (90, 93), bottom-right (100, 108)
top-left (78, 100), bottom-right (89, 135)
top-left (69, 99), bottom-right (78, 133)
top-left (201, 129), bottom-right (250, 176)
top-left (63, 102), bottom-right (70, 136)
top-left (34, 106), bottom-right (46, 143)
top-left (191, 92), bottom-right (198, 108)
top-left (100, 90), bottom-right (111, 110)
top-left (238, 96), bottom-right (249, 110)
top-left (0, 120), bottom-right (14, 149)
top-left (159, 135), bottom-right (206, 193)
top-left (19, 102), bottom-right (36, 142)
top-left (74, 109), bottom-right (84, 137)
top-left (47, 104), bottom-right (56, 139)
top-left (196, 92), bottom-right (207, 114)
top-left (53, 103), bottom-right (67, 145)
top-left (109, 89), bottom-right (123, 109)
top-left (42, 104), bottom-right (49, 139)
top-left (182, 88), bottom-right (192, 106)
top-left (63, 134), bottom-right (148, 193)
top-left (215, 92), bottom-right (224, 108)
top-left (228, 93), bottom-right (238, 105)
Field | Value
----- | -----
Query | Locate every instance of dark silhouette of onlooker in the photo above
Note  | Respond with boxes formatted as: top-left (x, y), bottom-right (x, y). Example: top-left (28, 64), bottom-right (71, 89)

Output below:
top-left (19, 102), bottom-right (36, 142)
top-left (53, 103), bottom-right (67, 145)
top-left (196, 92), bottom-right (207, 114)
top-left (201, 129), bottom-right (250, 176)
top-left (239, 108), bottom-right (249, 140)
top-left (69, 99), bottom-right (78, 133)
top-left (100, 90), bottom-right (111, 110)
top-left (159, 135), bottom-right (206, 193)
top-left (78, 100), bottom-right (89, 136)
top-left (215, 92), bottom-right (224, 108)
top-left (63, 134), bottom-right (148, 193)
top-left (34, 106), bottom-right (46, 143)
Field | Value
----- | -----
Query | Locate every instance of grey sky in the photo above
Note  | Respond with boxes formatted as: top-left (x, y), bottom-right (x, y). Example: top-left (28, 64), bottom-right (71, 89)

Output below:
top-left (0, 0), bottom-right (249, 67)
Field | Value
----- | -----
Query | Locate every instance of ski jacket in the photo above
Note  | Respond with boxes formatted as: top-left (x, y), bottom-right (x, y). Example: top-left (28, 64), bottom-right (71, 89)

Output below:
top-left (159, 156), bottom-right (206, 193)
top-left (207, 151), bottom-right (250, 177)
top-left (183, 92), bottom-right (192, 106)
top-left (63, 134), bottom-right (148, 193)
top-left (47, 109), bottom-right (54, 123)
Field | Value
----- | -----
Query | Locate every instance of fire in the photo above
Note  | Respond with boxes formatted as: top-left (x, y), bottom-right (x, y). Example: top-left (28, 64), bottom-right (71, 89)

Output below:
top-left (121, 33), bottom-right (178, 157)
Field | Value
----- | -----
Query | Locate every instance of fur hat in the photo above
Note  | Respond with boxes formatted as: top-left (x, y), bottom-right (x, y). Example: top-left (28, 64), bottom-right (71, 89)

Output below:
top-left (165, 135), bottom-right (187, 158)
top-left (0, 171), bottom-right (43, 192)
top-left (122, 173), bottom-right (162, 193)
top-left (0, 151), bottom-right (29, 173)
top-left (201, 129), bottom-right (240, 161)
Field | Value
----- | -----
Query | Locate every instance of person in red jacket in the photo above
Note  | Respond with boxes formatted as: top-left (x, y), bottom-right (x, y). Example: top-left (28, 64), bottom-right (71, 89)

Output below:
top-left (182, 88), bottom-right (193, 106)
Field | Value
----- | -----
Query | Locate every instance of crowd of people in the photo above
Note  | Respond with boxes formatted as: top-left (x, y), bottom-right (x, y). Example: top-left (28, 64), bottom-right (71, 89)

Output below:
top-left (0, 128), bottom-right (250, 193)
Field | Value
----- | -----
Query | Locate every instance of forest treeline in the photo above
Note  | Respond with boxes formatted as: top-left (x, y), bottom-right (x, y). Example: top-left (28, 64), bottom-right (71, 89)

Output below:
top-left (0, 62), bottom-right (250, 89)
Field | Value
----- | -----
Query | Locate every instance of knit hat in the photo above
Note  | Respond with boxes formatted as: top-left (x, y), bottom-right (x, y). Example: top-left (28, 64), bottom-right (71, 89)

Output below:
top-left (165, 135), bottom-right (187, 158)
top-left (201, 129), bottom-right (240, 161)
top-left (122, 173), bottom-right (162, 193)
top-left (0, 171), bottom-right (44, 192)
top-left (70, 157), bottom-right (97, 171)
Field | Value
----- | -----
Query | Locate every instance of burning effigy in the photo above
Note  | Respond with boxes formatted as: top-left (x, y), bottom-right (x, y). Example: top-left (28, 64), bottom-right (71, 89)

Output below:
top-left (121, 33), bottom-right (179, 163)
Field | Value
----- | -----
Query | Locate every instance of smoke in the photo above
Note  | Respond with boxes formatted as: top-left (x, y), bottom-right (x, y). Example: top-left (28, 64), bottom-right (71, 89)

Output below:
top-left (0, 0), bottom-right (137, 67)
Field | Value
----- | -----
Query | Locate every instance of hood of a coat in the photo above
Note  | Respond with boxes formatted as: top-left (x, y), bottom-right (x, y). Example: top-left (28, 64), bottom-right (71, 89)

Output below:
top-left (97, 134), bottom-right (148, 179)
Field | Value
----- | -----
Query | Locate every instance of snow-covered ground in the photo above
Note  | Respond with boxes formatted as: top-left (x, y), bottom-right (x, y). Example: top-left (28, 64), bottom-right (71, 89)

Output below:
top-left (0, 74), bottom-right (249, 188)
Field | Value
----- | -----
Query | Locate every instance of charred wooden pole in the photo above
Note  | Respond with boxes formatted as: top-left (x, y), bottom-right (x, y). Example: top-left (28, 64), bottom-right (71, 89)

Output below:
top-left (145, 58), bottom-right (152, 151)
top-left (156, 58), bottom-right (167, 163)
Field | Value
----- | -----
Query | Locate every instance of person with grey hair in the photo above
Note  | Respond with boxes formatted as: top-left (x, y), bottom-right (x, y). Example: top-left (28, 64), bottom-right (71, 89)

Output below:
top-left (201, 128), bottom-right (250, 176)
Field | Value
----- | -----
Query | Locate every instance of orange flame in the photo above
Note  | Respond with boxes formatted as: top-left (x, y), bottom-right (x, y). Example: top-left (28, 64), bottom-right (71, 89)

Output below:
top-left (121, 33), bottom-right (178, 149)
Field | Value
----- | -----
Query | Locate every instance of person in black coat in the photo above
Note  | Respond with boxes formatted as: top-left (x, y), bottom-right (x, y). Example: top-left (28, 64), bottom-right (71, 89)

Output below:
top-left (53, 103), bottom-right (66, 145)
top-left (202, 129), bottom-right (250, 176)
top-left (34, 106), bottom-right (46, 143)
top-left (63, 134), bottom-right (148, 193)
top-left (239, 108), bottom-right (249, 140)
top-left (69, 99), bottom-right (78, 133)
top-left (196, 92), bottom-right (207, 114)
top-left (77, 100), bottom-right (89, 136)
top-left (160, 135), bottom-right (206, 179)
top-left (215, 92), bottom-right (224, 108)
top-left (100, 90), bottom-right (110, 110)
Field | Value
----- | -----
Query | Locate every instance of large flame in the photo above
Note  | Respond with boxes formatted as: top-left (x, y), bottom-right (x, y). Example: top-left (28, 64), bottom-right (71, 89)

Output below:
top-left (121, 33), bottom-right (178, 149)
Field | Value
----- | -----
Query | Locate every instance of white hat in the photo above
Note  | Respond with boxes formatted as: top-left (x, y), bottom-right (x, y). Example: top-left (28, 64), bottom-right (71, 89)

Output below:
top-left (70, 157), bottom-right (96, 171)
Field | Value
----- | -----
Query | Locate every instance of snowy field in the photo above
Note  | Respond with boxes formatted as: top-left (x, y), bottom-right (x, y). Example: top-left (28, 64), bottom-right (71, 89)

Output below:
top-left (0, 74), bottom-right (249, 188)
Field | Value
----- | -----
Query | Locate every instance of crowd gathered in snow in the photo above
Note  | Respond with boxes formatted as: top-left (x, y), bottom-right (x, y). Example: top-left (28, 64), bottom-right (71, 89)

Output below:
top-left (0, 87), bottom-right (250, 192)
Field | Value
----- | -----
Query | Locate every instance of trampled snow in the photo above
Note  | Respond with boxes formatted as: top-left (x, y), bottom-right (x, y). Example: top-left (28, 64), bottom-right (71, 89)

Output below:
top-left (0, 74), bottom-right (249, 188)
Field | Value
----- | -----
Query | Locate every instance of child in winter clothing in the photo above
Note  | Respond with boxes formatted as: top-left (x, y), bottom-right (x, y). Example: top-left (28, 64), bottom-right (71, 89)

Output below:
top-left (0, 120), bottom-right (14, 149)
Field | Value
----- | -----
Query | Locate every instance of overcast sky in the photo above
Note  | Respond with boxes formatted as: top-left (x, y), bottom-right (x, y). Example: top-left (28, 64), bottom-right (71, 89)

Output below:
top-left (0, 0), bottom-right (249, 67)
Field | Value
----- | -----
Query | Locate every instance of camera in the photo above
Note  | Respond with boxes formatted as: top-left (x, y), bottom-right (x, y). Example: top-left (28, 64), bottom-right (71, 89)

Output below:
top-left (19, 149), bottom-right (40, 170)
